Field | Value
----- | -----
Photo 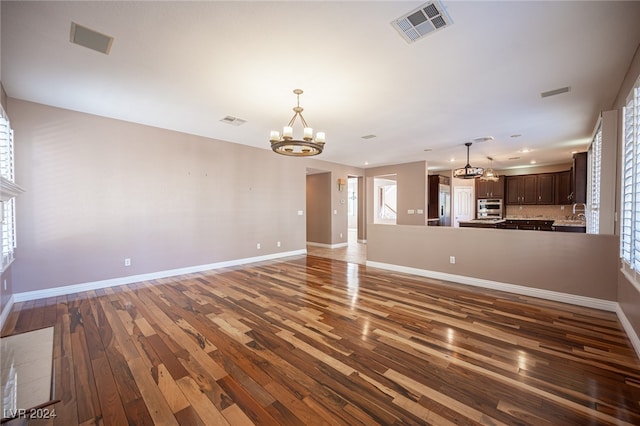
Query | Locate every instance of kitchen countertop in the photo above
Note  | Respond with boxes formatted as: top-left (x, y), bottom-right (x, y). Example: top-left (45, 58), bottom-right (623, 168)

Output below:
top-left (459, 218), bottom-right (586, 227)
top-left (551, 219), bottom-right (586, 227)
top-left (460, 218), bottom-right (505, 224)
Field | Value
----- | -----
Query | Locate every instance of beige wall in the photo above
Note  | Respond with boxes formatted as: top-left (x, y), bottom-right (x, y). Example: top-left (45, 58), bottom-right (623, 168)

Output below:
top-left (366, 161), bottom-right (427, 226)
top-left (12, 98), bottom-right (312, 293)
top-left (368, 224), bottom-right (618, 301)
top-left (306, 173), bottom-right (332, 245)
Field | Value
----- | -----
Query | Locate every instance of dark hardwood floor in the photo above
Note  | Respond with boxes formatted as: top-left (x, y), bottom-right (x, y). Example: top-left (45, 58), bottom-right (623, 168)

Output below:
top-left (2, 255), bottom-right (640, 425)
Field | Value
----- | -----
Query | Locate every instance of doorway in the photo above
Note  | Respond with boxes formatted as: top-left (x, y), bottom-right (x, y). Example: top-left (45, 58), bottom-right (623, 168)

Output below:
top-left (373, 175), bottom-right (397, 225)
top-left (347, 176), bottom-right (359, 244)
top-left (453, 185), bottom-right (474, 227)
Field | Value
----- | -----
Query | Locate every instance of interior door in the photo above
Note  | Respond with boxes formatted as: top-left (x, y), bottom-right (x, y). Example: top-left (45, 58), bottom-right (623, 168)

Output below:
top-left (454, 186), bottom-right (474, 227)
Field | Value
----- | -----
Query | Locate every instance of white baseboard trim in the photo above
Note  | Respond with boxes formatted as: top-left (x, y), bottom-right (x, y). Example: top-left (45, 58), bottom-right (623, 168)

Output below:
top-left (366, 260), bottom-right (640, 359)
top-left (615, 305), bottom-right (640, 358)
top-left (307, 242), bottom-right (349, 249)
top-left (13, 249), bottom-right (307, 303)
top-left (0, 294), bottom-right (15, 331)
top-left (366, 261), bottom-right (618, 312)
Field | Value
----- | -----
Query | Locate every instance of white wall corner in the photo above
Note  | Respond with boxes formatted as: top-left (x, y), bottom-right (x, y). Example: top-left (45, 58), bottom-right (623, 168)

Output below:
top-left (615, 304), bottom-right (640, 360)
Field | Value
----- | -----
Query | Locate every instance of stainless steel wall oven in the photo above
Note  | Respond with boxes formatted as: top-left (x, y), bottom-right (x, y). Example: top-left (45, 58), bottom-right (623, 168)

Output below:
top-left (477, 198), bottom-right (503, 219)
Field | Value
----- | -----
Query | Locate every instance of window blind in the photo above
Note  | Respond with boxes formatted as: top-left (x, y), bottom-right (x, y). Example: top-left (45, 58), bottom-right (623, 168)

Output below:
top-left (588, 126), bottom-right (601, 234)
top-left (621, 87), bottom-right (640, 268)
top-left (0, 109), bottom-right (16, 271)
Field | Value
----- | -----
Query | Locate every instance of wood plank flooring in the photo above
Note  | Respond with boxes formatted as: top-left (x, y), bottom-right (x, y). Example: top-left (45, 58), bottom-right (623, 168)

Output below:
top-left (2, 255), bottom-right (640, 425)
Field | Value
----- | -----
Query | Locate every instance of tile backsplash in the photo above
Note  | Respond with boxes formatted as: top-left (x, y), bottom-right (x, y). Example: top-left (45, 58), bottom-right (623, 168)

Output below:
top-left (505, 204), bottom-right (579, 220)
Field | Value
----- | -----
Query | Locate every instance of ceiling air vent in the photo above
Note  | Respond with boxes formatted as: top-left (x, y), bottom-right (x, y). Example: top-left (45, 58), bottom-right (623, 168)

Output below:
top-left (220, 116), bottom-right (247, 126)
top-left (391, 0), bottom-right (453, 44)
top-left (540, 86), bottom-right (571, 98)
top-left (70, 22), bottom-right (114, 55)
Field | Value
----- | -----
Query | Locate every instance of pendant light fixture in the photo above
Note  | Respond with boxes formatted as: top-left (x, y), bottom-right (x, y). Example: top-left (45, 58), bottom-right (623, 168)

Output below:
top-left (453, 142), bottom-right (484, 179)
top-left (269, 89), bottom-right (325, 156)
top-left (481, 157), bottom-right (499, 181)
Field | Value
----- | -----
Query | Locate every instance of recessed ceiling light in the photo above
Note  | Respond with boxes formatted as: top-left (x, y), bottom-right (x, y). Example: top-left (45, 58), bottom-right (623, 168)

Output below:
top-left (520, 148), bottom-right (531, 153)
top-left (364, 161), bottom-right (369, 166)
top-left (530, 160), bottom-right (537, 164)
top-left (449, 158), bottom-right (455, 162)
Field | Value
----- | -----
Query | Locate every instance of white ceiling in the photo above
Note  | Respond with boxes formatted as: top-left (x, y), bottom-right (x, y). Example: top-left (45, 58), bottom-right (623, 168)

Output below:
top-left (2, 1), bottom-right (640, 171)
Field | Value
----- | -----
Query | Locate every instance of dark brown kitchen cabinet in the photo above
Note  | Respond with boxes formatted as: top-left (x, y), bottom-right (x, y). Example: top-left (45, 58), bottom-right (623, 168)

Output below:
top-left (536, 173), bottom-right (555, 204)
top-left (504, 219), bottom-right (554, 231)
top-left (506, 175), bottom-right (537, 205)
top-left (476, 177), bottom-right (505, 199)
top-left (555, 170), bottom-right (572, 205)
top-left (572, 152), bottom-right (587, 204)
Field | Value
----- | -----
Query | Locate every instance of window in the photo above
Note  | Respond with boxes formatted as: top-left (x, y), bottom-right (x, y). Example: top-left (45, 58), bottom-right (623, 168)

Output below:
top-left (587, 125), bottom-right (601, 234)
top-left (0, 107), bottom-right (17, 272)
top-left (621, 84), bottom-right (640, 272)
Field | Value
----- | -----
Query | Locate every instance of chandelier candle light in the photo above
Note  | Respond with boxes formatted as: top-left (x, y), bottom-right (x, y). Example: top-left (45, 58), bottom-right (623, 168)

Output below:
top-left (270, 89), bottom-right (325, 156)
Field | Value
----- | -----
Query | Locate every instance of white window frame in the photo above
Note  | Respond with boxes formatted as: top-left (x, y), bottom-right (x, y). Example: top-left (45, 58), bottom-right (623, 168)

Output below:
top-left (620, 80), bottom-right (640, 284)
top-left (587, 125), bottom-right (601, 234)
top-left (0, 106), bottom-right (18, 273)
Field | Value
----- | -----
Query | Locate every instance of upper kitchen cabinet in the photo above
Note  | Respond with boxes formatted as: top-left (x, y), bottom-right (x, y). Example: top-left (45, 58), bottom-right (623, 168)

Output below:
top-left (476, 177), bottom-right (505, 199)
top-left (536, 173), bottom-right (555, 204)
top-left (572, 152), bottom-right (588, 204)
top-left (555, 170), bottom-right (572, 205)
top-left (506, 172), bottom-right (566, 205)
top-left (506, 175), bottom-right (537, 205)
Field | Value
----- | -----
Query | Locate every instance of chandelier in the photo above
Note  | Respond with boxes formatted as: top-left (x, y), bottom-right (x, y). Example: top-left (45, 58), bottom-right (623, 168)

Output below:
top-left (270, 89), bottom-right (325, 156)
top-left (481, 156), bottom-right (499, 181)
top-left (453, 142), bottom-right (484, 179)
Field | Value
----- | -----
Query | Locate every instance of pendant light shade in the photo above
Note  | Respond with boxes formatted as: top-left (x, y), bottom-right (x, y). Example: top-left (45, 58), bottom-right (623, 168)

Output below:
top-left (481, 157), bottom-right (499, 181)
top-left (453, 142), bottom-right (484, 179)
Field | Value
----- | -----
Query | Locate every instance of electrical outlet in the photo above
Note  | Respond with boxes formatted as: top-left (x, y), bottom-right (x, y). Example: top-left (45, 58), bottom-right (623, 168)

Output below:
top-left (340, 233), bottom-right (343, 239)
top-left (449, 256), bottom-right (456, 264)
top-left (124, 258), bottom-right (131, 267)
top-left (257, 243), bottom-right (261, 250)
top-left (277, 241), bottom-right (281, 247)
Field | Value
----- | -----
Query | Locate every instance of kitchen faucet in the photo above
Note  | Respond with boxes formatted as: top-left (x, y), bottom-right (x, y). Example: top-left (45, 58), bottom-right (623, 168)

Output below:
top-left (572, 203), bottom-right (587, 221)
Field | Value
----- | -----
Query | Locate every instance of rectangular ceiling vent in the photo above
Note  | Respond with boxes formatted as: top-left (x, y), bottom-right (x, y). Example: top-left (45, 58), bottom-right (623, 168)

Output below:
top-left (540, 86), bottom-right (571, 98)
top-left (391, 0), bottom-right (452, 44)
top-left (70, 22), bottom-right (114, 55)
top-left (220, 116), bottom-right (247, 126)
